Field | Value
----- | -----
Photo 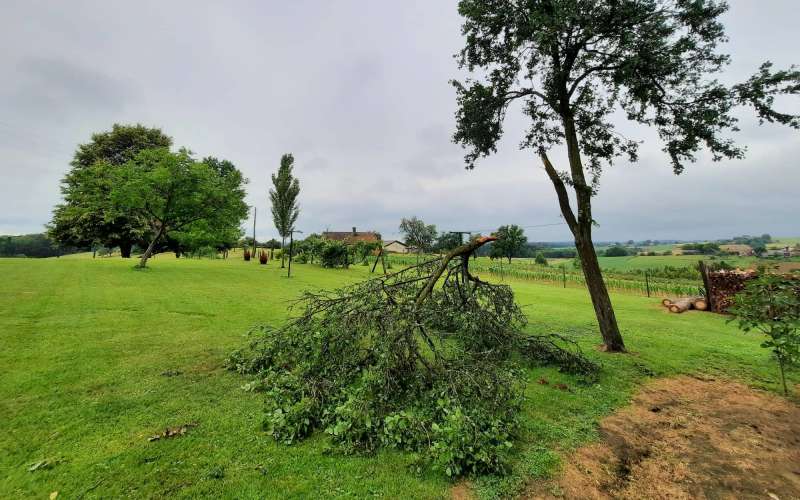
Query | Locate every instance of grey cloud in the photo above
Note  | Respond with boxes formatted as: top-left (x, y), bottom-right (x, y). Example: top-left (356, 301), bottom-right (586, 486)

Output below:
top-left (0, 0), bottom-right (797, 241)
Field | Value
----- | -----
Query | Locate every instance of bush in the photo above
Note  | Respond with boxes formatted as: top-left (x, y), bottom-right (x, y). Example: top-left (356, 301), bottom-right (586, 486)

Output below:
top-left (729, 273), bottom-right (800, 395)
top-left (534, 252), bottom-right (548, 266)
top-left (604, 245), bottom-right (628, 257)
top-left (320, 240), bottom-right (349, 268)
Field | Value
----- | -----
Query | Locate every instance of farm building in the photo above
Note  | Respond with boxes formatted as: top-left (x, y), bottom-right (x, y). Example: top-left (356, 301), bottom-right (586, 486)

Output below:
top-left (672, 247), bottom-right (700, 255)
top-left (323, 227), bottom-right (381, 245)
top-left (765, 246), bottom-right (792, 258)
top-left (383, 240), bottom-right (409, 254)
top-left (719, 244), bottom-right (754, 256)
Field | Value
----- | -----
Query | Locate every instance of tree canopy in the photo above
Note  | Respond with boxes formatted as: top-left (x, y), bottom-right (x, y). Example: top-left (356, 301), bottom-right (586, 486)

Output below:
top-left (49, 124), bottom-right (173, 257)
top-left (399, 216), bottom-right (438, 254)
top-left (452, 0), bottom-right (800, 351)
top-left (491, 225), bottom-right (528, 262)
top-left (110, 148), bottom-right (248, 268)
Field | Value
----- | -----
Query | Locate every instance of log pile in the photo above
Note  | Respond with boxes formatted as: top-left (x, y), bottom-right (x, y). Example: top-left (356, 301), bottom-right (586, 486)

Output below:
top-left (706, 269), bottom-right (757, 313)
top-left (662, 296), bottom-right (708, 314)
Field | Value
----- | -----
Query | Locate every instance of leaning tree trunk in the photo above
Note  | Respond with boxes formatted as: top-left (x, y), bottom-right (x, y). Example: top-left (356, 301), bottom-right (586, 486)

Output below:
top-left (575, 234), bottom-right (625, 351)
top-left (540, 109), bottom-right (627, 352)
top-left (138, 225), bottom-right (165, 268)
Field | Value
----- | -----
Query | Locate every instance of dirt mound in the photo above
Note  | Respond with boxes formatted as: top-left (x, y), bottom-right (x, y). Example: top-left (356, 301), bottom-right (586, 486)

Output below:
top-left (527, 376), bottom-right (800, 500)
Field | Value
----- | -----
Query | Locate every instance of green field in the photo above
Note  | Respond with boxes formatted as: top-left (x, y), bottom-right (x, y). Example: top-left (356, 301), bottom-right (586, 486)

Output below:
top-left (2, 256), bottom-right (797, 498)
top-left (593, 254), bottom-right (755, 271)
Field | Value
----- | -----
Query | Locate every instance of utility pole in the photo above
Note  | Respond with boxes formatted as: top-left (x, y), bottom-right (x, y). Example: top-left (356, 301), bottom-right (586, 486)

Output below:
top-left (287, 229), bottom-right (303, 278)
top-left (252, 207), bottom-right (257, 261)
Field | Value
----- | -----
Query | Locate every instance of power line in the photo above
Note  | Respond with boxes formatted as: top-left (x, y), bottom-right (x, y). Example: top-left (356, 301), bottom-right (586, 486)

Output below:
top-left (445, 221), bottom-right (568, 235)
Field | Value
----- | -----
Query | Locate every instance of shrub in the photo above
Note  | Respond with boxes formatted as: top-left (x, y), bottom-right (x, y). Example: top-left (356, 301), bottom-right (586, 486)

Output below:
top-left (729, 273), bottom-right (800, 395)
top-left (604, 245), bottom-right (628, 257)
top-left (320, 240), bottom-right (349, 268)
top-left (534, 252), bottom-right (548, 266)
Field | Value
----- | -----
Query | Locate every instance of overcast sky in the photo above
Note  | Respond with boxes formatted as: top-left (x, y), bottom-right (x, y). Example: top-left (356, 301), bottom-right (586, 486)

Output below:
top-left (1, 1), bottom-right (797, 243)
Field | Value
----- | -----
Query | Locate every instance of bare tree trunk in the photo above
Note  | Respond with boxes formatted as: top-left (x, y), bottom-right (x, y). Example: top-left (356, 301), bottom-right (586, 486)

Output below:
top-left (575, 232), bottom-right (625, 351)
top-left (119, 241), bottom-right (132, 258)
top-left (541, 145), bottom-right (626, 352)
top-left (778, 357), bottom-right (788, 396)
top-left (281, 236), bottom-right (286, 268)
top-left (138, 225), bottom-right (165, 268)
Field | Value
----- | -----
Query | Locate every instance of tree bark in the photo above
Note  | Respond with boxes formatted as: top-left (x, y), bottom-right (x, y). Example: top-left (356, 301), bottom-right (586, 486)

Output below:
top-left (119, 241), bottom-right (133, 258)
top-left (575, 233), bottom-right (625, 351)
top-left (540, 147), bottom-right (626, 352)
top-left (778, 357), bottom-right (788, 396)
top-left (281, 236), bottom-right (286, 268)
top-left (138, 225), bottom-right (165, 268)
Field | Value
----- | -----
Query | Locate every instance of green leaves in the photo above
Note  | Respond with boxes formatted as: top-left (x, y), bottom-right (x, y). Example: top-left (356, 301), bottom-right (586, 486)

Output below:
top-left (453, 0), bottom-right (800, 178)
top-left (109, 148), bottom-right (248, 266)
top-left (490, 225), bottom-right (527, 262)
top-left (399, 216), bottom-right (437, 253)
top-left (269, 153), bottom-right (301, 239)
top-left (49, 124), bottom-right (172, 250)
top-left (729, 272), bottom-right (800, 394)
top-left (227, 249), bottom-right (597, 477)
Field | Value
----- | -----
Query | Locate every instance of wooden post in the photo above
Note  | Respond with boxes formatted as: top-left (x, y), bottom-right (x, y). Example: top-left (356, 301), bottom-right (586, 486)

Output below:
top-left (287, 231), bottom-right (293, 278)
top-left (698, 260), bottom-right (713, 312)
top-left (645, 270), bottom-right (651, 298)
top-left (252, 207), bottom-right (257, 262)
top-left (371, 246), bottom-right (382, 273)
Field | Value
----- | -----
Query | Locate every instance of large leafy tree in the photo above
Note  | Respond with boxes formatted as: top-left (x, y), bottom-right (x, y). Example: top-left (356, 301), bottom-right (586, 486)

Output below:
top-left (434, 231), bottom-right (464, 253)
top-left (399, 216), bottom-right (438, 254)
top-left (491, 225), bottom-right (528, 263)
top-left (165, 157), bottom-right (247, 258)
top-left (452, 0), bottom-right (800, 352)
top-left (49, 124), bottom-right (172, 258)
top-left (269, 154), bottom-right (301, 268)
top-left (111, 148), bottom-right (248, 268)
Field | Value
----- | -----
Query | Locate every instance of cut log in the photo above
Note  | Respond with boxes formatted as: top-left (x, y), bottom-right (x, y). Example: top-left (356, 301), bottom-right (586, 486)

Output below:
top-left (669, 298), bottom-right (694, 313)
top-left (661, 298), bottom-right (674, 307)
top-left (692, 297), bottom-right (708, 311)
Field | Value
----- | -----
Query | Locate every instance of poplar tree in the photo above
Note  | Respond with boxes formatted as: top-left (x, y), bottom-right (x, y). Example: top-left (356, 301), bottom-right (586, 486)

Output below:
top-left (269, 154), bottom-right (301, 268)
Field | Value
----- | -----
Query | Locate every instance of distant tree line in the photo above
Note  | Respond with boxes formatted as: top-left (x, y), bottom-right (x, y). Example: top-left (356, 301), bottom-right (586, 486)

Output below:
top-left (0, 233), bottom-right (85, 258)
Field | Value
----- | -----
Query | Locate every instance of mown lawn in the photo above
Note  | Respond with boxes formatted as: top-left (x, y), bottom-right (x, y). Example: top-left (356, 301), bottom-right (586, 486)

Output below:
top-left (1, 255), bottom-right (796, 499)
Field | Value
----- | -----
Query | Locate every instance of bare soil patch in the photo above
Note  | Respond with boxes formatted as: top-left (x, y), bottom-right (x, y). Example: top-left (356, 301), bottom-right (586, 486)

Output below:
top-left (526, 376), bottom-right (800, 500)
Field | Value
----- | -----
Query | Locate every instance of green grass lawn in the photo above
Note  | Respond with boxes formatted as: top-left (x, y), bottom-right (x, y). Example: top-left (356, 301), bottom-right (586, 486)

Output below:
top-left (1, 256), bottom-right (796, 499)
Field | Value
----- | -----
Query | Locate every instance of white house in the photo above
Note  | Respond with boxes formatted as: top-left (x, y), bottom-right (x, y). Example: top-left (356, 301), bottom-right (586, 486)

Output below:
top-left (383, 240), bottom-right (409, 254)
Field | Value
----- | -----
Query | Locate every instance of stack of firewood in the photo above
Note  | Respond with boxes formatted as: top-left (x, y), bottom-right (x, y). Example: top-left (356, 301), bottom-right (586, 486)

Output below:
top-left (661, 296), bottom-right (708, 313)
top-left (707, 269), bottom-right (757, 313)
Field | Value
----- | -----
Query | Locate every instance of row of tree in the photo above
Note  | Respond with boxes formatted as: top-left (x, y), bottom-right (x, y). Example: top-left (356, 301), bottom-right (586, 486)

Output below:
top-left (397, 217), bottom-right (535, 263)
top-left (0, 234), bottom-right (82, 258)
